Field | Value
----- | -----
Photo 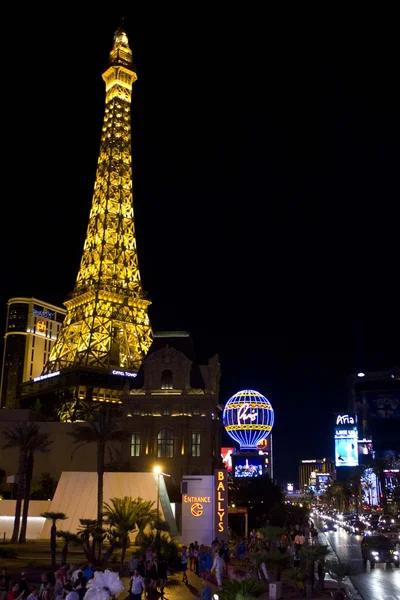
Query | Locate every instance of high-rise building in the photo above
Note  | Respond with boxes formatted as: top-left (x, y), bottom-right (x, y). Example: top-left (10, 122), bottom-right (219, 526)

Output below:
top-left (298, 458), bottom-right (335, 491)
top-left (0, 298), bottom-right (66, 408)
top-left (20, 26), bottom-right (153, 418)
top-left (348, 366), bottom-right (400, 458)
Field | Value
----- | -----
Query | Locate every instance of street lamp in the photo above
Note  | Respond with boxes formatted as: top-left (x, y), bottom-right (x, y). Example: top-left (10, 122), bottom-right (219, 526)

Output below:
top-left (153, 466), bottom-right (162, 519)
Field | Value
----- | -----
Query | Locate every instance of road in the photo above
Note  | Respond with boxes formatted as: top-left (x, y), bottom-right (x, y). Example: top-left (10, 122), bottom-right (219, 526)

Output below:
top-left (315, 518), bottom-right (400, 600)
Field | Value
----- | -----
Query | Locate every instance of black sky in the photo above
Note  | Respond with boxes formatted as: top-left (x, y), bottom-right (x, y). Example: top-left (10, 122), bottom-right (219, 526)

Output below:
top-left (1, 12), bottom-right (399, 482)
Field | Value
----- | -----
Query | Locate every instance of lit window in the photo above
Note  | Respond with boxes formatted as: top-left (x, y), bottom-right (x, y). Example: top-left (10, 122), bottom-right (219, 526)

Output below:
top-left (191, 433), bottom-right (201, 457)
top-left (158, 428), bottom-right (174, 458)
top-left (131, 433), bottom-right (141, 457)
top-left (161, 370), bottom-right (173, 390)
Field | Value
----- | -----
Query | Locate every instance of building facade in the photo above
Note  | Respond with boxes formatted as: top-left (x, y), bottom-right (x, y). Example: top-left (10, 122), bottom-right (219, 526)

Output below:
top-left (123, 332), bottom-right (222, 481)
top-left (0, 298), bottom-right (65, 408)
top-left (298, 457), bottom-right (335, 491)
top-left (348, 366), bottom-right (400, 458)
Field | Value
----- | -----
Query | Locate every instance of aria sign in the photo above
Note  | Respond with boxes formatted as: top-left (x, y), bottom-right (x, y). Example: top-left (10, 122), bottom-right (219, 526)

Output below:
top-left (336, 414), bottom-right (356, 425)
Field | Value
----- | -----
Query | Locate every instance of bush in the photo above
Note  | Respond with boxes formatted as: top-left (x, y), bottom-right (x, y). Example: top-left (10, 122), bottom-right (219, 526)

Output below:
top-left (138, 533), bottom-right (179, 568)
top-left (27, 560), bottom-right (37, 569)
top-left (0, 548), bottom-right (18, 559)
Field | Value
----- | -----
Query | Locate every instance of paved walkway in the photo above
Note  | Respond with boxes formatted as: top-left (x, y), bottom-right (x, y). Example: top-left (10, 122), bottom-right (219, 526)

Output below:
top-left (121, 569), bottom-right (220, 600)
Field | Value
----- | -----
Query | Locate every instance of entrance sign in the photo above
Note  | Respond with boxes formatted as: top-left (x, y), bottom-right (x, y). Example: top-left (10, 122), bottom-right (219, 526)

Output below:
top-left (181, 473), bottom-right (229, 546)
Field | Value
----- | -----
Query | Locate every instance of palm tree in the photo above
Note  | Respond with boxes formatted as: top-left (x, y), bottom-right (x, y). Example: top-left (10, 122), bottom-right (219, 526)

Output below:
top-left (326, 558), bottom-right (358, 599)
top-left (2, 423), bottom-right (47, 542)
top-left (330, 482), bottom-right (353, 512)
top-left (56, 530), bottom-right (82, 565)
top-left (134, 498), bottom-right (158, 543)
top-left (77, 519), bottom-right (98, 562)
top-left (370, 458), bottom-right (390, 511)
top-left (41, 511), bottom-right (68, 570)
top-left (218, 578), bottom-right (265, 600)
top-left (68, 413), bottom-right (129, 527)
top-left (103, 497), bottom-right (139, 568)
top-left (19, 431), bottom-right (53, 543)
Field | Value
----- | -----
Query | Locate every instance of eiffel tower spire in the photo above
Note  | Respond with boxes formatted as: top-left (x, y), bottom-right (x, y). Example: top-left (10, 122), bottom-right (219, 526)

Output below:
top-left (44, 26), bottom-right (152, 374)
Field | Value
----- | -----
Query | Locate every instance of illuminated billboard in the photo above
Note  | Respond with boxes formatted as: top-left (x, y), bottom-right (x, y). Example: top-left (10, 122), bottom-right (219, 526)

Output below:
top-left (222, 389), bottom-right (274, 450)
top-left (232, 455), bottom-right (264, 478)
top-left (221, 447), bottom-right (235, 472)
top-left (335, 424), bottom-right (359, 467)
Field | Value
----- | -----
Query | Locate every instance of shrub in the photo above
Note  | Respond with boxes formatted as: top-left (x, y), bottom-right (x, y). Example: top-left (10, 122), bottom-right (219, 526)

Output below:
top-left (0, 548), bottom-right (18, 559)
top-left (138, 532), bottom-right (179, 567)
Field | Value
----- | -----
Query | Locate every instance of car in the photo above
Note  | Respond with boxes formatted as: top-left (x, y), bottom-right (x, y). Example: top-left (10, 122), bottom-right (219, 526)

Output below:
top-left (323, 520), bottom-right (337, 532)
top-left (377, 526), bottom-right (400, 544)
top-left (361, 534), bottom-right (400, 568)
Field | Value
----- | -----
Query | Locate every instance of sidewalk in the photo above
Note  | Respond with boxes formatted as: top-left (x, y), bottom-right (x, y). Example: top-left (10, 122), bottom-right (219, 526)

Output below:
top-left (121, 568), bottom-right (219, 600)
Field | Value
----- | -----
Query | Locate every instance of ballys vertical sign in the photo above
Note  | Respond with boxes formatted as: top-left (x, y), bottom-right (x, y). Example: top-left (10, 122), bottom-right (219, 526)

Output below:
top-left (214, 469), bottom-right (228, 536)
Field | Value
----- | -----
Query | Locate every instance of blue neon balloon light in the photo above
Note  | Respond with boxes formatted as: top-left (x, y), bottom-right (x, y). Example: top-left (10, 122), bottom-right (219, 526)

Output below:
top-left (222, 389), bottom-right (274, 450)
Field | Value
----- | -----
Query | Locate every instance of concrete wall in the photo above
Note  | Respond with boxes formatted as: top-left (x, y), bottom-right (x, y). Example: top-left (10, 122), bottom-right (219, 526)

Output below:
top-left (0, 413), bottom-right (121, 490)
top-left (40, 472), bottom-right (171, 540)
top-left (0, 499), bottom-right (51, 540)
top-left (181, 475), bottom-right (215, 546)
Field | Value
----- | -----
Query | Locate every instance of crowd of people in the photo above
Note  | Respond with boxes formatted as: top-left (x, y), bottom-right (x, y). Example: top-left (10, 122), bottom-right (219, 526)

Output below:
top-left (0, 521), bottom-right (317, 600)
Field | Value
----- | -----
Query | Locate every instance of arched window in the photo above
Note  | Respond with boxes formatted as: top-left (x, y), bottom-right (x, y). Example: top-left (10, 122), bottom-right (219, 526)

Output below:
top-left (161, 369), bottom-right (173, 390)
top-left (158, 428), bottom-right (174, 458)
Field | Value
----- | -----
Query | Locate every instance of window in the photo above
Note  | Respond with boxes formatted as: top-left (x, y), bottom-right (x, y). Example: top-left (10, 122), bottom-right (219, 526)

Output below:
top-left (193, 406), bottom-right (200, 416)
top-left (158, 428), bottom-right (174, 458)
top-left (191, 433), bottom-right (201, 457)
top-left (131, 433), bottom-right (141, 457)
top-left (133, 405), bottom-right (140, 416)
top-left (163, 406), bottom-right (170, 416)
top-left (161, 369), bottom-right (173, 390)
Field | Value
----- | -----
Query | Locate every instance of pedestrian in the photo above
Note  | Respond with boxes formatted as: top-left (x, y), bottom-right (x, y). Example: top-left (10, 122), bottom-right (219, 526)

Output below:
top-left (180, 546), bottom-right (189, 584)
top-left (26, 587), bottom-right (38, 600)
top-left (129, 553), bottom-right (138, 576)
top-left (211, 551), bottom-right (224, 591)
top-left (129, 569), bottom-right (145, 600)
top-left (17, 575), bottom-right (29, 600)
top-left (199, 580), bottom-right (212, 600)
top-left (157, 558), bottom-right (168, 597)
top-left (0, 569), bottom-right (10, 600)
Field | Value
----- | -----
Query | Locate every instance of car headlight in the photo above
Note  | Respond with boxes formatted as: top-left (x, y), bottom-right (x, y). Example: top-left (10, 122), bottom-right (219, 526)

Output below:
top-left (371, 551), bottom-right (379, 556)
top-left (394, 551), bottom-right (399, 556)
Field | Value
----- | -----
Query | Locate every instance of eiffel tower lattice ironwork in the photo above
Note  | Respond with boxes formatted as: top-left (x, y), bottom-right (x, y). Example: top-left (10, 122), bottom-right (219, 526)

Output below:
top-left (44, 26), bottom-right (152, 375)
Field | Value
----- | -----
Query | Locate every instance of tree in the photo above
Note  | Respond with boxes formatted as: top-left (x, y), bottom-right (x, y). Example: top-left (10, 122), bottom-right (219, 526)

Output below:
top-left (326, 558), bottom-right (358, 599)
top-left (19, 434), bottom-right (53, 543)
top-left (2, 423), bottom-right (49, 542)
top-left (30, 472), bottom-right (58, 500)
top-left (56, 530), bottom-right (82, 565)
top-left (77, 519), bottom-right (98, 562)
top-left (219, 578), bottom-right (265, 600)
top-left (370, 458), bottom-right (390, 511)
top-left (103, 497), bottom-right (139, 568)
top-left (68, 413), bottom-right (130, 529)
top-left (134, 499), bottom-right (158, 543)
top-left (41, 511), bottom-right (68, 570)
top-left (299, 544), bottom-right (330, 595)
top-left (329, 482), bottom-right (353, 512)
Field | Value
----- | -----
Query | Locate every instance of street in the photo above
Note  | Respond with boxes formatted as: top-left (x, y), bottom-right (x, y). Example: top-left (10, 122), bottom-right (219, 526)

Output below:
top-left (316, 518), bottom-right (400, 600)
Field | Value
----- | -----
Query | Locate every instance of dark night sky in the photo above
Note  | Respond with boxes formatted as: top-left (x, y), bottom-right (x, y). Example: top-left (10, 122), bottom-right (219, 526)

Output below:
top-left (1, 12), bottom-right (399, 482)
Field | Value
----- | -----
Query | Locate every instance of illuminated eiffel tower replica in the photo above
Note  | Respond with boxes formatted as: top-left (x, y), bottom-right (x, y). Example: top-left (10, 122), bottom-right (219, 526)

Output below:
top-left (21, 26), bottom-right (153, 420)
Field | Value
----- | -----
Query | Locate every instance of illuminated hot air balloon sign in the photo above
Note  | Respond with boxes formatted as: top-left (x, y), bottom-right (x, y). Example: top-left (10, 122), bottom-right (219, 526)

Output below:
top-left (222, 389), bottom-right (274, 450)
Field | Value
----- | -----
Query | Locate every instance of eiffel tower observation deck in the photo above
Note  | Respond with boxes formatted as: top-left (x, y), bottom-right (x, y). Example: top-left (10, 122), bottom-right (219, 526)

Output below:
top-left (21, 26), bottom-right (153, 420)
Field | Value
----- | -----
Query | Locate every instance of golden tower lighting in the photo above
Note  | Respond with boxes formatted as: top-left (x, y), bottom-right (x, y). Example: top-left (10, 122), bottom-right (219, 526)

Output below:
top-left (44, 26), bottom-right (152, 375)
